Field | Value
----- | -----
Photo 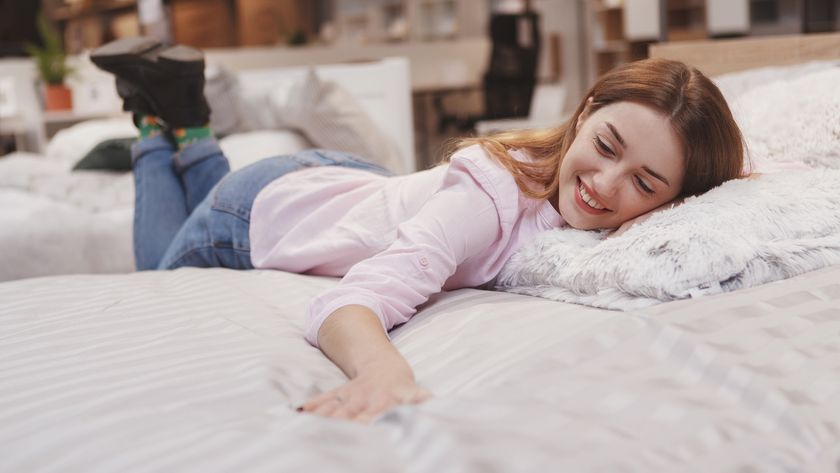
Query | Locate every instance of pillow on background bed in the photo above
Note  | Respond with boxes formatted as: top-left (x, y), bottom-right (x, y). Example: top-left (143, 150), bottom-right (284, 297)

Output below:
top-left (729, 67), bottom-right (840, 169)
top-left (269, 69), bottom-right (407, 174)
top-left (45, 117), bottom-right (136, 169)
top-left (712, 60), bottom-right (839, 103)
top-left (72, 138), bottom-right (134, 171)
top-left (497, 169), bottom-right (840, 310)
top-left (219, 130), bottom-right (313, 171)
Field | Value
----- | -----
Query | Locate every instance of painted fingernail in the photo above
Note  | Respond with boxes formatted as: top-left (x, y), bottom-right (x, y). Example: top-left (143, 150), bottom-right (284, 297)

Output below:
top-left (295, 406), bottom-right (303, 412)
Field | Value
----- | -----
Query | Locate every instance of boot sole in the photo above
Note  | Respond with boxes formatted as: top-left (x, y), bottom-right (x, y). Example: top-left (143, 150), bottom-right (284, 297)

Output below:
top-left (91, 37), bottom-right (205, 77)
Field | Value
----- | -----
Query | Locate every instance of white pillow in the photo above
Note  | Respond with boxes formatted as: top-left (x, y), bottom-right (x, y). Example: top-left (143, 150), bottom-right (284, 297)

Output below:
top-left (45, 117), bottom-right (136, 169)
top-left (270, 69), bottom-right (406, 174)
top-left (713, 60), bottom-right (839, 103)
top-left (219, 130), bottom-right (313, 171)
top-left (729, 67), bottom-right (840, 169)
top-left (235, 70), bottom-right (299, 132)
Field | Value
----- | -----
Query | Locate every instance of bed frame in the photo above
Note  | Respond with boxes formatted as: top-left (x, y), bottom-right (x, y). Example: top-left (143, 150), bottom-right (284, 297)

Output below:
top-left (649, 32), bottom-right (840, 76)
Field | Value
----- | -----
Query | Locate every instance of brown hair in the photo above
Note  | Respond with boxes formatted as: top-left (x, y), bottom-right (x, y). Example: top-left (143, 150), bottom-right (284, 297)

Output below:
top-left (455, 58), bottom-right (745, 199)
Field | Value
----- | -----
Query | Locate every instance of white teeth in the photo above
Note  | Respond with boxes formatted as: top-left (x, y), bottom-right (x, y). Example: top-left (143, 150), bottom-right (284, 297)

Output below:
top-left (578, 184), bottom-right (605, 210)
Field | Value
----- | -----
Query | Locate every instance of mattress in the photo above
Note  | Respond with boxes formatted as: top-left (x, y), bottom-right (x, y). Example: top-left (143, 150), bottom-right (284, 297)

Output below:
top-left (1, 265), bottom-right (839, 472)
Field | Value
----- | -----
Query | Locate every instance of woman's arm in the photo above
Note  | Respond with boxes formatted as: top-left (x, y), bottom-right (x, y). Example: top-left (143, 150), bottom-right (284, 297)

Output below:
top-left (298, 305), bottom-right (432, 423)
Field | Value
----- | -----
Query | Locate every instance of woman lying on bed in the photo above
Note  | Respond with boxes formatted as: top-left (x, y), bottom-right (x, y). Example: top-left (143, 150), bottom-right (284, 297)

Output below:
top-left (90, 37), bottom-right (744, 423)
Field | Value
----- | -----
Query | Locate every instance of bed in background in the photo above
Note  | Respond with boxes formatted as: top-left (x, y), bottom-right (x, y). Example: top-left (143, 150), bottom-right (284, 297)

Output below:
top-left (0, 56), bottom-right (414, 282)
top-left (1, 33), bottom-right (839, 473)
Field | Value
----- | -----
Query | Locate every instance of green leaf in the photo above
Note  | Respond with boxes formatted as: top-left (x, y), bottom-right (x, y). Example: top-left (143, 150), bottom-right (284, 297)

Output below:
top-left (26, 12), bottom-right (69, 85)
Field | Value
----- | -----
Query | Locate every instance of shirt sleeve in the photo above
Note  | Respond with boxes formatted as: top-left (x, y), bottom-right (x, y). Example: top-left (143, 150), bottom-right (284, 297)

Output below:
top-left (304, 154), bottom-right (505, 347)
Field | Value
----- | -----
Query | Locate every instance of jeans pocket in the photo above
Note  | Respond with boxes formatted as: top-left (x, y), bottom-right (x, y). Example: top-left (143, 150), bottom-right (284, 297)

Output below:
top-left (210, 169), bottom-right (262, 222)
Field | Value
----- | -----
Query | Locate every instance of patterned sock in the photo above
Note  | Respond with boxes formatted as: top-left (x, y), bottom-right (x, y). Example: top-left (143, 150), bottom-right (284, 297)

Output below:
top-left (135, 115), bottom-right (162, 138)
top-left (172, 125), bottom-right (213, 149)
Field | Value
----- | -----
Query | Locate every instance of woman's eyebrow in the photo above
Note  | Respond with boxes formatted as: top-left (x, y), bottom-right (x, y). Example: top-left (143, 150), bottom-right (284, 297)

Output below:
top-left (605, 122), bottom-right (626, 148)
top-left (643, 166), bottom-right (670, 187)
top-left (605, 121), bottom-right (669, 187)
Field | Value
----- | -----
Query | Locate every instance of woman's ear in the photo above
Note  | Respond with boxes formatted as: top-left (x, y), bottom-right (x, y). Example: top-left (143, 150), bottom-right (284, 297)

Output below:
top-left (575, 96), bottom-right (595, 134)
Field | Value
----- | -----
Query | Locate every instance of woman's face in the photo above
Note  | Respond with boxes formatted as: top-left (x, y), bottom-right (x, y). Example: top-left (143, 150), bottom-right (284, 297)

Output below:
top-left (555, 100), bottom-right (686, 230)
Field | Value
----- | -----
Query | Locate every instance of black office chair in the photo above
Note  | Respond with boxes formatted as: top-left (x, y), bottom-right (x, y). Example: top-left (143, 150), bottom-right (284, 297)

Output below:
top-left (437, 10), bottom-right (541, 132)
top-left (483, 10), bottom-right (541, 119)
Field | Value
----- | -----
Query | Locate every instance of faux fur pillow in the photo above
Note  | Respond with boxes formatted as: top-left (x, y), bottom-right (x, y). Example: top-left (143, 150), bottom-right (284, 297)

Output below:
top-left (496, 169), bottom-right (840, 310)
top-left (730, 67), bottom-right (840, 170)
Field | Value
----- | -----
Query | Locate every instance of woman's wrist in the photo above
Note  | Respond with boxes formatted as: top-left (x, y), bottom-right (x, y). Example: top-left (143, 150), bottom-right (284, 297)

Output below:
top-left (317, 304), bottom-right (408, 379)
top-left (353, 354), bottom-right (414, 381)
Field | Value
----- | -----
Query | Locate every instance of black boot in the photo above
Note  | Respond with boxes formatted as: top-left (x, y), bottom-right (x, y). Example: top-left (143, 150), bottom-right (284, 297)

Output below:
top-left (91, 37), bottom-right (210, 129)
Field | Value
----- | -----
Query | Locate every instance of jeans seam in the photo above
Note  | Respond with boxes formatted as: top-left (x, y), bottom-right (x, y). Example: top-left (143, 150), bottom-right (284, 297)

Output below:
top-left (211, 201), bottom-right (250, 222)
top-left (211, 240), bottom-right (250, 251)
top-left (166, 244), bottom-right (251, 269)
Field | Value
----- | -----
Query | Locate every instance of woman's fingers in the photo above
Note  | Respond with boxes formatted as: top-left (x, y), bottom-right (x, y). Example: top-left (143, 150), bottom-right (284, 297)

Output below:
top-left (297, 385), bottom-right (434, 423)
top-left (352, 398), bottom-right (393, 423)
top-left (309, 396), bottom-right (343, 417)
top-left (408, 388), bottom-right (434, 404)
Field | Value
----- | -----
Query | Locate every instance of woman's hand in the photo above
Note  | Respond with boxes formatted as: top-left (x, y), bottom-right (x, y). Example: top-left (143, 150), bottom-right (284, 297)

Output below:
top-left (299, 304), bottom-right (433, 423)
top-left (607, 198), bottom-right (683, 239)
top-left (298, 359), bottom-right (433, 423)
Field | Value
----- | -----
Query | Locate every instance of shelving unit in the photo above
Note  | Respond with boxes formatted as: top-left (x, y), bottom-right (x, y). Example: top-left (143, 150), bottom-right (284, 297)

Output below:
top-left (666, 0), bottom-right (706, 41)
top-left (42, 0), bottom-right (318, 51)
top-left (42, 0), bottom-right (140, 54)
top-left (583, 0), bottom-right (760, 86)
top-left (585, 0), bottom-right (654, 82)
top-left (47, 0), bottom-right (136, 21)
top-left (331, 0), bottom-right (486, 45)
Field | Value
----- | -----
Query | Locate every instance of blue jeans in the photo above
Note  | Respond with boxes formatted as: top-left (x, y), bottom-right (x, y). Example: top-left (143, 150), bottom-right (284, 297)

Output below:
top-left (131, 135), bottom-right (392, 271)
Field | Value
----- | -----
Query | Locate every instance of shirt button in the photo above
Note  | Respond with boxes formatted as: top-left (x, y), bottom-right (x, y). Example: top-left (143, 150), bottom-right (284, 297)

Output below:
top-left (419, 256), bottom-right (429, 267)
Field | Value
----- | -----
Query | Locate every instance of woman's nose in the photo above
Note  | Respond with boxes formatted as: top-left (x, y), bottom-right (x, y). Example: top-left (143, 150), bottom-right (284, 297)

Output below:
top-left (592, 167), bottom-right (621, 198)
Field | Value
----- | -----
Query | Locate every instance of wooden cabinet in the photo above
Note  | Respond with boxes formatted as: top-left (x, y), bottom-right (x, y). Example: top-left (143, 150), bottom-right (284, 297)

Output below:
top-left (170, 0), bottom-right (235, 48)
top-left (43, 0), bottom-right (317, 51)
top-left (235, 0), bottom-right (315, 46)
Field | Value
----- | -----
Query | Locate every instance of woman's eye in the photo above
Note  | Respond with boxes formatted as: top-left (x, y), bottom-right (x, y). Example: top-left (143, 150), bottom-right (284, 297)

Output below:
top-left (636, 176), bottom-right (654, 194)
top-left (593, 136), bottom-right (614, 156)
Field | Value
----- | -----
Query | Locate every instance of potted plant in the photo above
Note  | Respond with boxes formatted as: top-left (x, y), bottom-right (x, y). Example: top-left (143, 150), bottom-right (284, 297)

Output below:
top-left (25, 13), bottom-right (74, 111)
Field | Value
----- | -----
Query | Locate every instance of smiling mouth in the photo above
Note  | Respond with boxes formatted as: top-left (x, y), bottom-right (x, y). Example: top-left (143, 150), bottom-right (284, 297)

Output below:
top-left (576, 177), bottom-right (611, 214)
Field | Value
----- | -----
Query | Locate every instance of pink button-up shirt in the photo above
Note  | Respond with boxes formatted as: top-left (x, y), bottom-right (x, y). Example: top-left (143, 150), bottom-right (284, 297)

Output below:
top-left (249, 145), bottom-right (564, 347)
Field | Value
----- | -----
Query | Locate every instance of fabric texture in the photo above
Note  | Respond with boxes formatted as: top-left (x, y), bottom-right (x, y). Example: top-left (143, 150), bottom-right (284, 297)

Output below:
top-left (2, 263), bottom-right (840, 472)
top-left (270, 68), bottom-right (407, 174)
top-left (730, 67), bottom-right (840, 169)
top-left (248, 145), bottom-right (563, 347)
top-left (712, 59), bottom-right (839, 103)
top-left (496, 169), bottom-right (840, 310)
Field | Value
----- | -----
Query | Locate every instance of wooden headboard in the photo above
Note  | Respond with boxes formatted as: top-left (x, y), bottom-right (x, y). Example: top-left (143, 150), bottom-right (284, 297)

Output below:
top-left (649, 32), bottom-right (840, 77)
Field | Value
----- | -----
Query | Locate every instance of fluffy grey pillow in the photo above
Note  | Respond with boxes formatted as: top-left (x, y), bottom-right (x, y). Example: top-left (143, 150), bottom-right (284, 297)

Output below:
top-left (730, 67), bottom-right (840, 170)
top-left (269, 69), bottom-right (406, 174)
top-left (496, 170), bottom-right (840, 310)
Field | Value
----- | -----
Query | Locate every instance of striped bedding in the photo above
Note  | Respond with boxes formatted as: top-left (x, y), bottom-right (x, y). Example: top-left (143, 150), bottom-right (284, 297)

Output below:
top-left (1, 266), bottom-right (839, 472)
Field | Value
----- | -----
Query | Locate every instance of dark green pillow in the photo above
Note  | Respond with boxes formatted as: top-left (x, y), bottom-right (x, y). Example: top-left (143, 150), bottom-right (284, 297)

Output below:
top-left (72, 137), bottom-right (135, 171)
